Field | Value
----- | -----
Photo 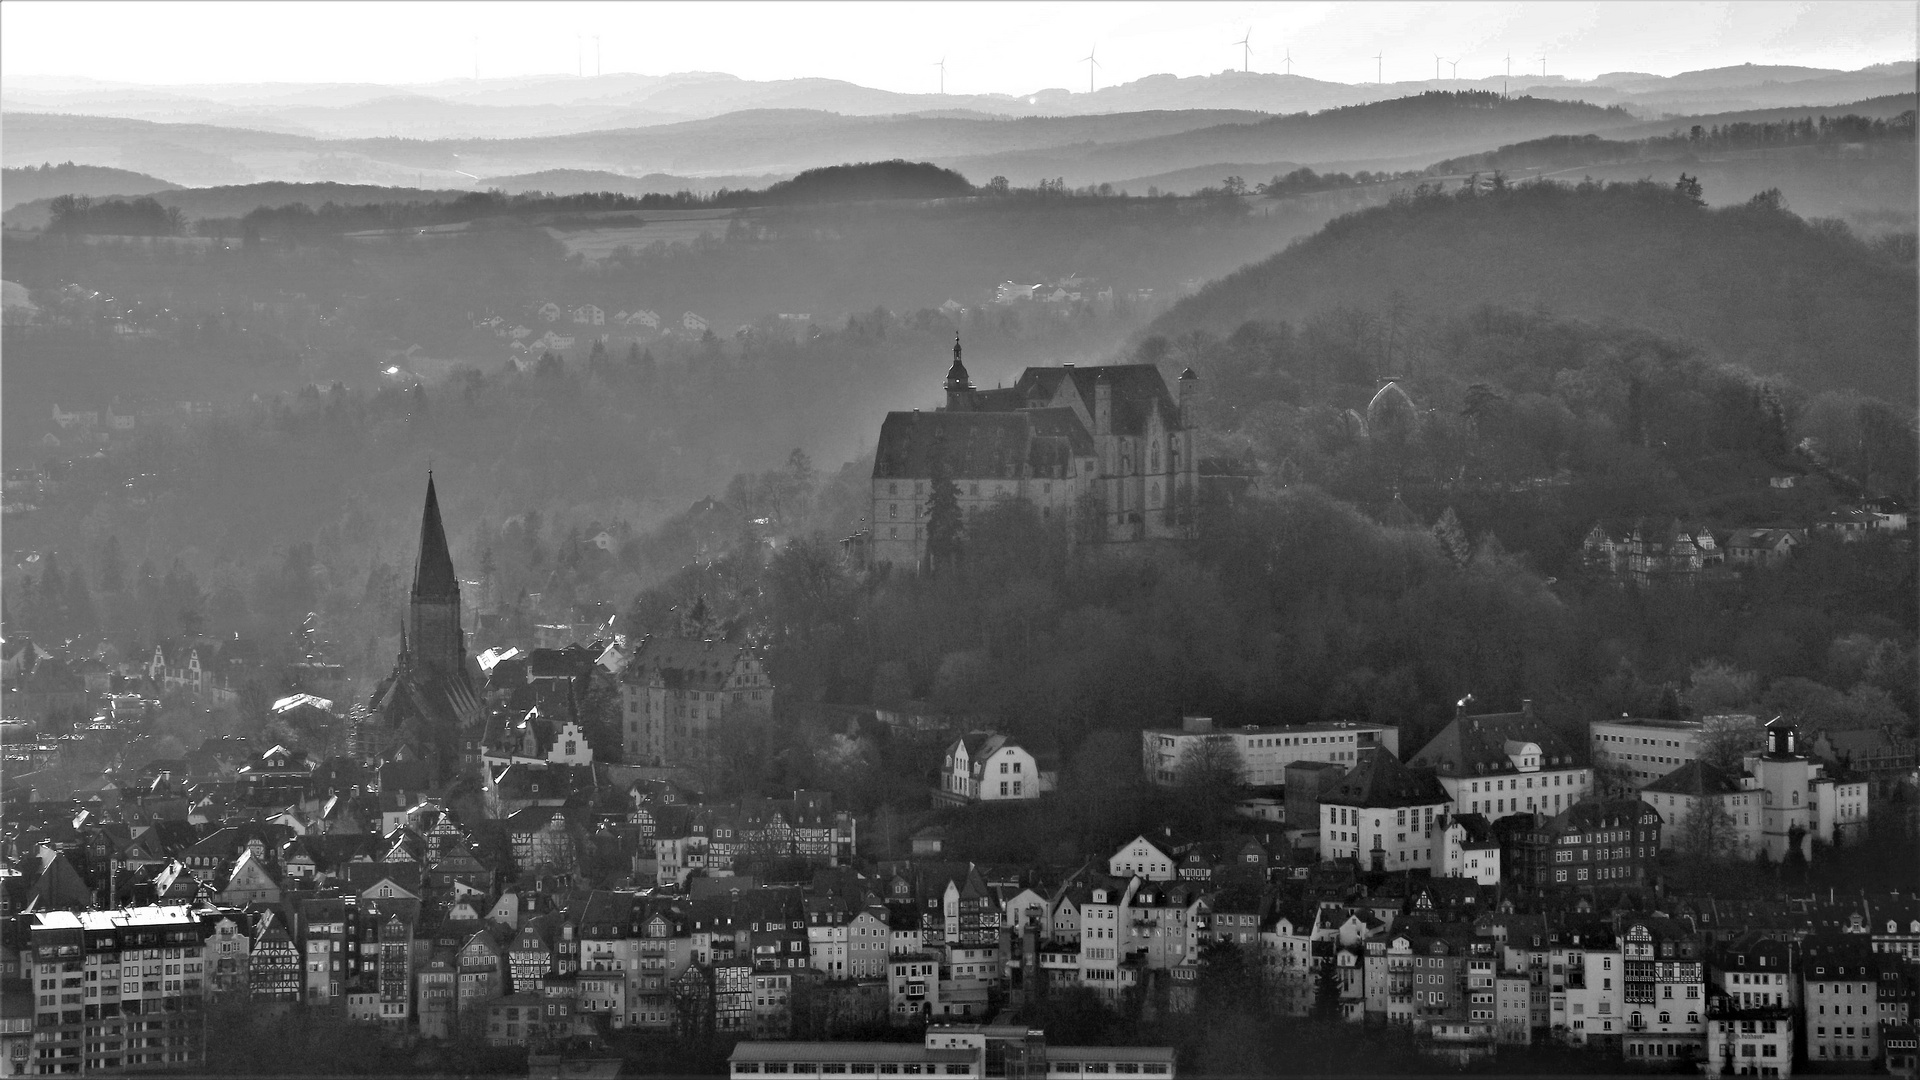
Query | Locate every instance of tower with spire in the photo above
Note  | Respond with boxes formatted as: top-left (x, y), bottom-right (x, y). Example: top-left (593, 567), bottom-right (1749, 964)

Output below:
top-left (406, 473), bottom-right (467, 682)
top-left (368, 475), bottom-right (482, 783)
top-left (944, 333), bottom-right (974, 411)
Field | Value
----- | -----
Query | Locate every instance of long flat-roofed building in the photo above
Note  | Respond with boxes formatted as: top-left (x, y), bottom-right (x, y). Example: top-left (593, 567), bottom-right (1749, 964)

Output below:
top-left (1588, 716), bottom-right (1706, 793)
top-left (1142, 715), bottom-right (1399, 787)
top-left (26, 906), bottom-right (207, 1076)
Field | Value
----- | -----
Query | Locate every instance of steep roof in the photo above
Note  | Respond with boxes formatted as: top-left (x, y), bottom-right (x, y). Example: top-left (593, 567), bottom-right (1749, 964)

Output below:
top-left (872, 409), bottom-right (1082, 482)
top-left (1643, 759), bottom-right (1746, 797)
top-left (1407, 706), bottom-right (1584, 779)
top-left (411, 474), bottom-right (459, 602)
top-left (1011, 364), bottom-right (1182, 436)
top-left (1322, 748), bottom-right (1450, 809)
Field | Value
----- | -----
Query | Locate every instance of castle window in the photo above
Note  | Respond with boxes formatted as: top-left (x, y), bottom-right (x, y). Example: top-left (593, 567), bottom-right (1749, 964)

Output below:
top-left (889, 504), bottom-right (897, 519)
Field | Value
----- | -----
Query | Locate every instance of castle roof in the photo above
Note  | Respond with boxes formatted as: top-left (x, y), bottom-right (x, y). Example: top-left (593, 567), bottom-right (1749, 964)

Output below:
top-left (872, 408), bottom-right (1088, 482)
top-left (1011, 364), bottom-right (1181, 436)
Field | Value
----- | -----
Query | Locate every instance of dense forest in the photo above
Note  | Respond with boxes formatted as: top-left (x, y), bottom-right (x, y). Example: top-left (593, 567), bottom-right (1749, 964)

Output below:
top-left (1430, 109), bottom-right (1916, 175)
top-left (1, 161), bottom-right (178, 210)
top-left (1150, 175), bottom-right (1919, 402)
top-left (3, 163), bottom-right (1912, 816)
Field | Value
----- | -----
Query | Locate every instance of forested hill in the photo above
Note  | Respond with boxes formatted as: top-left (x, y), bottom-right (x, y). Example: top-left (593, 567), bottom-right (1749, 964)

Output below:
top-left (1, 162), bottom-right (179, 210)
top-left (1150, 177), bottom-right (1918, 402)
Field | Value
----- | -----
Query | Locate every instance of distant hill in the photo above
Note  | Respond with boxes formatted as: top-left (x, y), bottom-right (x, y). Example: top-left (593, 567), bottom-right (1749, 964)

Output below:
top-left (1150, 178), bottom-right (1918, 402)
top-left (479, 168), bottom-right (790, 197)
top-left (758, 160), bottom-right (974, 203)
top-left (948, 92), bottom-right (1642, 181)
top-left (5, 61), bottom-right (1912, 138)
top-left (2, 181), bottom-right (473, 230)
top-left (1, 161), bottom-right (179, 210)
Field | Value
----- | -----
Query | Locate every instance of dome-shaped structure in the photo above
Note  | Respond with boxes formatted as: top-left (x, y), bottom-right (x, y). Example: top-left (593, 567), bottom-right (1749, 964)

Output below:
top-left (944, 333), bottom-right (971, 392)
top-left (1365, 379), bottom-right (1418, 440)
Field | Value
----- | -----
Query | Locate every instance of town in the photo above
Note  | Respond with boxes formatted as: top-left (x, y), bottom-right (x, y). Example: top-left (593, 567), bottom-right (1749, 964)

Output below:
top-left (3, 354), bottom-right (1916, 1080)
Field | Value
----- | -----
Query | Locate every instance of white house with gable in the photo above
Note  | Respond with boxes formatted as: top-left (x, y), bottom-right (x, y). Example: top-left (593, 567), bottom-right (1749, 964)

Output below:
top-left (937, 732), bottom-right (1053, 803)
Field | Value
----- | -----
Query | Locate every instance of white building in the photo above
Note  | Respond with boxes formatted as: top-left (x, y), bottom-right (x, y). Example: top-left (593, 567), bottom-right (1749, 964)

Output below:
top-left (1590, 716), bottom-right (1705, 793)
top-left (1142, 715), bottom-right (1399, 787)
top-left (1317, 748), bottom-right (1451, 872)
top-left (1439, 814), bottom-right (1501, 885)
top-left (937, 732), bottom-right (1053, 802)
top-left (1407, 700), bottom-right (1592, 822)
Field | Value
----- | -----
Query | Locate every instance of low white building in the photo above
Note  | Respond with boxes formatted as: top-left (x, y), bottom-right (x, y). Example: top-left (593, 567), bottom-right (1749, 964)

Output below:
top-left (1142, 715), bottom-right (1399, 787)
top-left (1439, 814), bottom-right (1501, 885)
top-left (938, 732), bottom-right (1054, 802)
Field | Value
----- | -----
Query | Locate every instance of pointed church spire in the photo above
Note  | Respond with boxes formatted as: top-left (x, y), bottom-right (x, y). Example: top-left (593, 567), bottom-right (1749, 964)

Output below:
top-left (411, 473), bottom-right (459, 602)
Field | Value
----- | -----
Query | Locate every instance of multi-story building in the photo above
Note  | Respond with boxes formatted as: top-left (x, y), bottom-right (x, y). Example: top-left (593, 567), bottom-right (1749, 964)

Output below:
top-left (26, 906), bottom-right (207, 1076)
top-left (245, 909), bottom-right (300, 1003)
top-left (1641, 760), bottom-right (1764, 856)
top-left (1618, 918), bottom-right (1707, 1066)
top-left (1141, 716), bottom-right (1397, 787)
top-left (1500, 798), bottom-right (1663, 889)
top-left (1439, 814), bottom-right (1501, 885)
top-left (1801, 937), bottom-right (1881, 1068)
top-left (617, 635), bottom-right (773, 767)
top-left (1709, 936), bottom-right (1797, 1077)
top-left (1589, 716), bottom-right (1704, 792)
top-left (868, 350), bottom-right (1203, 569)
top-left (1406, 700), bottom-right (1592, 822)
top-left (1317, 749), bottom-right (1450, 872)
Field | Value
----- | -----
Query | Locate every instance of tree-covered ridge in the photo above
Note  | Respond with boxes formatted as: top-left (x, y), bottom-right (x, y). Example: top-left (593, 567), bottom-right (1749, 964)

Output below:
top-left (0, 161), bottom-right (180, 211)
top-left (1150, 175), bottom-right (1918, 402)
top-left (1429, 109), bottom-right (1916, 174)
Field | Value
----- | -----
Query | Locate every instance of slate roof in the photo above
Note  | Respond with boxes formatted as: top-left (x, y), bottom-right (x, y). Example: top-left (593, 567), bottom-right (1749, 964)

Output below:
top-left (619, 635), bottom-right (757, 692)
top-left (1321, 747), bottom-right (1450, 808)
top-left (412, 475), bottom-right (459, 602)
top-left (871, 409), bottom-right (1082, 481)
top-left (1407, 706), bottom-right (1585, 778)
top-left (1010, 364), bottom-right (1182, 437)
top-left (1643, 760), bottom-right (1746, 797)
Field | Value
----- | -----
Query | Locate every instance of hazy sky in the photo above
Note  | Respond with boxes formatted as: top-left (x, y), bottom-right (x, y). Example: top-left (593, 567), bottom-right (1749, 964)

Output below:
top-left (3, 1), bottom-right (1914, 92)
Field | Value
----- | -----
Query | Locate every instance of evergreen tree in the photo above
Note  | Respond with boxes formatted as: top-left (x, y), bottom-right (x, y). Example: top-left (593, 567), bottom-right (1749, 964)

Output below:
top-left (98, 535), bottom-right (125, 594)
top-left (925, 433), bottom-right (964, 573)
top-left (1311, 951), bottom-right (1344, 1021)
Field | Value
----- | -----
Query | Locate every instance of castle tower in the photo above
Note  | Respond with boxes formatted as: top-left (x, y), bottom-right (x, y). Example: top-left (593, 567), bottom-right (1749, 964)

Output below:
top-left (944, 334), bottom-right (973, 411)
top-left (406, 474), bottom-right (467, 683)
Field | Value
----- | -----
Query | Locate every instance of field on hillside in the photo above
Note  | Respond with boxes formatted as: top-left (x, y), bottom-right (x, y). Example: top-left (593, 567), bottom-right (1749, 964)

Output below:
top-left (546, 209), bottom-right (737, 257)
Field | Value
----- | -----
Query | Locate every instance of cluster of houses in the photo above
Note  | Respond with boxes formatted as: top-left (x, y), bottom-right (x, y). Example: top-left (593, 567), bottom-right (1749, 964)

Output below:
top-left (8, 752), bottom-right (1920, 1076)
top-left (1582, 503), bottom-right (1910, 587)
top-left (463, 303), bottom-right (718, 365)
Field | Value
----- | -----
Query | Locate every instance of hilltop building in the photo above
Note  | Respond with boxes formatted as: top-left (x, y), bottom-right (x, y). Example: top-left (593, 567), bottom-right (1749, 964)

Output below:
top-left (868, 338), bottom-right (1201, 569)
top-left (1405, 699), bottom-right (1592, 823)
top-left (368, 476), bottom-right (483, 784)
top-left (617, 636), bottom-right (773, 767)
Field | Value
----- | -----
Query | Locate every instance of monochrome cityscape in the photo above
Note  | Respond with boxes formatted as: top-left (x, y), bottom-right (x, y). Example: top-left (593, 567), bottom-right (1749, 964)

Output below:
top-left (2, 3), bottom-right (1916, 1078)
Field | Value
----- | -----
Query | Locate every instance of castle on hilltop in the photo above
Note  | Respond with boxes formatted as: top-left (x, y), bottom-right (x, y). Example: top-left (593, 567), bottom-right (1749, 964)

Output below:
top-left (867, 337), bottom-right (1202, 569)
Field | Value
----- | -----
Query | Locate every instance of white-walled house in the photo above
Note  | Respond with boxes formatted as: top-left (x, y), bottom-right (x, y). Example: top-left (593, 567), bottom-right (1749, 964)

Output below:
top-left (1108, 834), bottom-right (1182, 882)
top-left (1406, 700), bottom-right (1592, 822)
top-left (1317, 748), bottom-right (1451, 872)
top-left (937, 732), bottom-right (1054, 803)
top-left (1439, 814), bottom-right (1501, 885)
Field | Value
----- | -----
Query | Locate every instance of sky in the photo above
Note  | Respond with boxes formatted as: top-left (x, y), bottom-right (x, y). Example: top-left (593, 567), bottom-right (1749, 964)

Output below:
top-left (2, 1), bottom-right (1914, 92)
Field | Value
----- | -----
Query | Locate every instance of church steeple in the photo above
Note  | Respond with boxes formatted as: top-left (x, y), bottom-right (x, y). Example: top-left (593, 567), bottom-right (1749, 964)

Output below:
top-left (944, 334), bottom-right (974, 411)
top-left (406, 473), bottom-right (467, 683)
top-left (412, 472), bottom-right (460, 602)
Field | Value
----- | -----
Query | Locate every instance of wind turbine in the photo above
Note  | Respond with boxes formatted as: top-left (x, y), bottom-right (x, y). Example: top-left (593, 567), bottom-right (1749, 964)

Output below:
top-left (1448, 58), bottom-right (1459, 80)
top-left (1505, 53), bottom-right (1512, 77)
top-left (1083, 45), bottom-right (1100, 94)
top-left (934, 55), bottom-right (946, 94)
top-left (1538, 54), bottom-right (1547, 76)
top-left (1374, 52), bottom-right (1383, 85)
top-left (1235, 28), bottom-right (1252, 73)
top-left (1283, 48), bottom-right (1293, 75)
top-left (1435, 54), bottom-right (1443, 81)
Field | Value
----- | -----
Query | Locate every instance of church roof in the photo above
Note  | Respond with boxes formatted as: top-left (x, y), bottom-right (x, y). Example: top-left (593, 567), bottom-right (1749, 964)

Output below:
top-left (872, 408), bottom-right (1088, 481)
top-left (411, 475), bottom-right (460, 603)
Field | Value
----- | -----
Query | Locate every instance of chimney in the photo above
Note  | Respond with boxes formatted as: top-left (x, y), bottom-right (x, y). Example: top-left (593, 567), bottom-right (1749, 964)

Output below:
top-left (1093, 371), bottom-right (1112, 436)
top-left (1521, 699), bottom-right (1535, 719)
